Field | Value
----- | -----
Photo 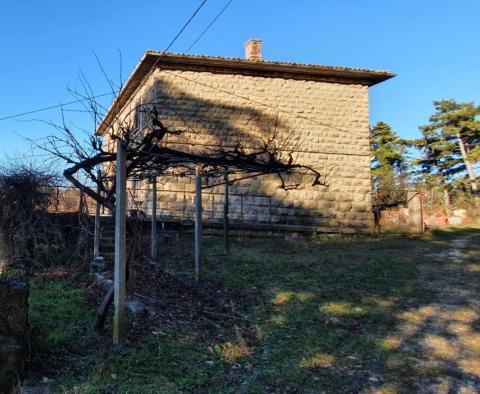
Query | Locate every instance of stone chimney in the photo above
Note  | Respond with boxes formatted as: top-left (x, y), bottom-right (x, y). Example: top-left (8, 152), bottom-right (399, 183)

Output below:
top-left (244, 39), bottom-right (262, 61)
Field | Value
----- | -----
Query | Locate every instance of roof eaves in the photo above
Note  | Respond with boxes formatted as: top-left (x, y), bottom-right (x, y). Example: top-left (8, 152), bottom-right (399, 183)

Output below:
top-left (95, 51), bottom-right (395, 136)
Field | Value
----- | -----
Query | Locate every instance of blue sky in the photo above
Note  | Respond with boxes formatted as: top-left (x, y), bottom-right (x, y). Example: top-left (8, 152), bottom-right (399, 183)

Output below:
top-left (0, 0), bottom-right (479, 160)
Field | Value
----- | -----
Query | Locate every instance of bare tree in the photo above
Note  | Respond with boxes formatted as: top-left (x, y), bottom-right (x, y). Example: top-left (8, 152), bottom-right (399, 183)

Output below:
top-left (33, 81), bottom-right (327, 330)
top-left (35, 100), bottom-right (326, 212)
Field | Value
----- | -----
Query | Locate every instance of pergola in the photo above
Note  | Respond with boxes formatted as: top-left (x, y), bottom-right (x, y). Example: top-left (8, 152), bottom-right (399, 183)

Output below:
top-left (81, 118), bottom-right (324, 344)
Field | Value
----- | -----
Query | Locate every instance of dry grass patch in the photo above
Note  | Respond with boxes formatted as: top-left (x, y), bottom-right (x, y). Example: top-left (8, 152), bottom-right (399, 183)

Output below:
top-left (424, 334), bottom-right (459, 361)
top-left (379, 335), bottom-right (402, 351)
top-left (210, 341), bottom-right (252, 364)
top-left (320, 301), bottom-right (365, 316)
top-left (448, 322), bottom-right (473, 335)
top-left (271, 290), bottom-right (294, 305)
top-left (445, 308), bottom-right (477, 323)
top-left (371, 383), bottom-right (399, 394)
top-left (459, 357), bottom-right (480, 377)
top-left (459, 333), bottom-right (480, 354)
top-left (299, 353), bottom-right (335, 369)
top-left (465, 263), bottom-right (480, 272)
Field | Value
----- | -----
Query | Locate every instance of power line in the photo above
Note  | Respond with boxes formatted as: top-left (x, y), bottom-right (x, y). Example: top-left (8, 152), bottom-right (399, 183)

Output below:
top-left (186, 0), bottom-right (234, 53)
top-left (86, 0), bottom-right (210, 130)
top-left (0, 0), bottom-right (209, 123)
top-left (1, 0), bottom-right (358, 141)
top-left (0, 92), bottom-right (115, 122)
top-left (136, 0), bottom-right (209, 97)
top-left (164, 0), bottom-right (209, 53)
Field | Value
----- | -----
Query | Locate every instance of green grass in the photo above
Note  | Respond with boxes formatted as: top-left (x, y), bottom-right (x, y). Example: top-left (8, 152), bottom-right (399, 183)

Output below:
top-left (202, 236), bottom-right (437, 392)
top-left (25, 226), bottom-right (480, 393)
top-left (30, 276), bottom-right (92, 350)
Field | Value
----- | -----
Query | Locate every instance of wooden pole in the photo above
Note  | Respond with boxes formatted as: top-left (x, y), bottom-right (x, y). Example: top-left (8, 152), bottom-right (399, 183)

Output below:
top-left (151, 177), bottom-right (157, 259)
top-left (93, 170), bottom-right (101, 258)
top-left (223, 170), bottom-right (230, 255)
top-left (194, 165), bottom-right (202, 283)
top-left (113, 141), bottom-right (127, 345)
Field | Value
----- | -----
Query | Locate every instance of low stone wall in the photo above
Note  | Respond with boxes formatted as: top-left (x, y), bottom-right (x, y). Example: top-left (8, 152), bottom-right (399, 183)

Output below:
top-left (424, 211), bottom-right (448, 227)
top-left (374, 192), bottom-right (425, 234)
top-left (0, 277), bottom-right (28, 393)
top-left (377, 207), bottom-right (409, 229)
top-left (423, 207), bottom-right (480, 228)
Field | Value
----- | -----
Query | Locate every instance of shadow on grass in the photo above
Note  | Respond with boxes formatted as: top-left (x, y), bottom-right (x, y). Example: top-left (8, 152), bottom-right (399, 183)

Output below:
top-left (200, 226), bottom-right (480, 392)
top-left (26, 226), bottom-right (480, 393)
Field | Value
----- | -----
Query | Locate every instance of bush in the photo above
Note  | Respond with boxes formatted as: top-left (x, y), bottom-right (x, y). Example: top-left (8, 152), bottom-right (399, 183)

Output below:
top-left (0, 163), bottom-right (89, 273)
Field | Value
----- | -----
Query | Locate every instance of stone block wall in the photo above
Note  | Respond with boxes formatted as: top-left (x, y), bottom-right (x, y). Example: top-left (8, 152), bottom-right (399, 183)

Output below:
top-left (104, 66), bottom-right (374, 232)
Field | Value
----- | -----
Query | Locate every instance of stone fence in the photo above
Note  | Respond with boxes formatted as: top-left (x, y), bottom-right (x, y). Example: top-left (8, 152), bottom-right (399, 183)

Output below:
top-left (374, 191), bottom-right (425, 234)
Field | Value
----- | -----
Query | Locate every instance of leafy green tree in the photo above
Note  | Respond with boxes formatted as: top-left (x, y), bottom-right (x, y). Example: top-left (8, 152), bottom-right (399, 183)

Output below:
top-left (416, 99), bottom-right (480, 193)
top-left (370, 121), bottom-right (408, 207)
top-left (370, 121), bottom-right (407, 191)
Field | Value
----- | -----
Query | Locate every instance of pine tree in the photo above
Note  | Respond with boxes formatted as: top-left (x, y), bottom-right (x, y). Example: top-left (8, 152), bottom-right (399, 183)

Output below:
top-left (370, 121), bottom-right (406, 190)
top-left (417, 99), bottom-right (480, 193)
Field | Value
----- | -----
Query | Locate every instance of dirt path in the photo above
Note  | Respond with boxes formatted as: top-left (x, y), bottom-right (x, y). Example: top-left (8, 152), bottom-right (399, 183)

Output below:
top-left (374, 236), bottom-right (480, 393)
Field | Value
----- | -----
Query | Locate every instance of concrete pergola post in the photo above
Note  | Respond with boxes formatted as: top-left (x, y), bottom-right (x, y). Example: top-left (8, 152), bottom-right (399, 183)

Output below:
top-left (93, 170), bottom-right (101, 258)
top-left (223, 170), bottom-right (230, 254)
top-left (151, 177), bottom-right (157, 259)
top-left (113, 141), bottom-right (127, 345)
top-left (194, 165), bottom-right (202, 283)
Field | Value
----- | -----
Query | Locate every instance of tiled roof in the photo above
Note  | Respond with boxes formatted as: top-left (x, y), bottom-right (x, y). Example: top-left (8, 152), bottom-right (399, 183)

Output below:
top-left (145, 50), bottom-right (393, 76)
top-left (96, 51), bottom-right (394, 135)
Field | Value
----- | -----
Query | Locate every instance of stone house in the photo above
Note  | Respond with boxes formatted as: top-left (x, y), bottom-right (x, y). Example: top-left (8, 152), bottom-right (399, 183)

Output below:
top-left (96, 40), bottom-right (393, 233)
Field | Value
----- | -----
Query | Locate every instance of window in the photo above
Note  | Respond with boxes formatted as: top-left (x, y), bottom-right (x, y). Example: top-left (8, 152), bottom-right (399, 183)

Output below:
top-left (133, 97), bottom-right (144, 130)
top-left (132, 178), bottom-right (140, 191)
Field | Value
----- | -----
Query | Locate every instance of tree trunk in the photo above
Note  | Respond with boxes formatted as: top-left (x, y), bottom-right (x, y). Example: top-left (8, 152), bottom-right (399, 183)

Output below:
top-left (456, 132), bottom-right (478, 194)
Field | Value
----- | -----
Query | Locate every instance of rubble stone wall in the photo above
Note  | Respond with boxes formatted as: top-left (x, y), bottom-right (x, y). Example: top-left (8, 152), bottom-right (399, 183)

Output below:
top-left (0, 278), bottom-right (28, 393)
